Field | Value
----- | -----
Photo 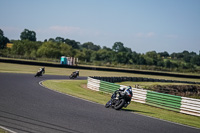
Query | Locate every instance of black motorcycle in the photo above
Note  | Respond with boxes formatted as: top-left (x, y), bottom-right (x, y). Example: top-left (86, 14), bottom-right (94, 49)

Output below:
top-left (34, 71), bottom-right (43, 77)
top-left (69, 71), bottom-right (79, 79)
top-left (35, 67), bottom-right (45, 77)
top-left (105, 87), bottom-right (133, 110)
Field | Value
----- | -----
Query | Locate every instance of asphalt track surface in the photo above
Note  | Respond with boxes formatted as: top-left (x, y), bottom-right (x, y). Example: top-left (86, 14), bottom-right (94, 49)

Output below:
top-left (0, 73), bottom-right (199, 133)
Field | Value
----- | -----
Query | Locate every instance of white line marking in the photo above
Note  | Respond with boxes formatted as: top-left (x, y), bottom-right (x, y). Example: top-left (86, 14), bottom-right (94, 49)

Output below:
top-left (39, 80), bottom-right (101, 105)
top-left (0, 126), bottom-right (17, 133)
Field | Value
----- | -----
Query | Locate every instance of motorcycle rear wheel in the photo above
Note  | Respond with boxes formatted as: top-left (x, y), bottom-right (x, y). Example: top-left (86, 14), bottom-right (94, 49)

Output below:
top-left (114, 99), bottom-right (125, 110)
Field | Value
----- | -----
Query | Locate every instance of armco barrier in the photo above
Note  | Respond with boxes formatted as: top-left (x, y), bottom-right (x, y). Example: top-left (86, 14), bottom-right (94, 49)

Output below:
top-left (132, 88), bottom-right (147, 104)
top-left (87, 77), bottom-right (200, 117)
top-left (180, 97), bottom-right (200, 116)
top-left (146, 91), bottom-right (182, 112)
top-left (87, 77), bottom-right (100, 91)
top-left (100, 81), bottom-right (120, 93)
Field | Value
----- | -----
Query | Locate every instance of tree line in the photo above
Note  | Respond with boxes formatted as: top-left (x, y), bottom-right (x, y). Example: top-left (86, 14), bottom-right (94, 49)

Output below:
top-left (0, 29), bottom-right (200, 73)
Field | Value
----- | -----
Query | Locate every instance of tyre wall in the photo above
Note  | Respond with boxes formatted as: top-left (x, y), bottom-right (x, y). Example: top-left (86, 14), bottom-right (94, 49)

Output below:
top-left (91, 76), bottom-right (200, 84)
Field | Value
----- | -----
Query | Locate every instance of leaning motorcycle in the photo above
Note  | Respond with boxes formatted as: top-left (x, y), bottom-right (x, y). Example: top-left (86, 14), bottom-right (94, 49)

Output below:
top-left (34, 71), bottom-right (43, 77)
top-left (105, 87), bottom-right (133, 110)
top-left (69, 72), bottom-right (79, 79)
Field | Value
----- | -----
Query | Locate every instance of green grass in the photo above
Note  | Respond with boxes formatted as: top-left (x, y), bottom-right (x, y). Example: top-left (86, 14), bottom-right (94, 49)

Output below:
top-left (42, 80), bottom-right (200, 128)
top-left (1, 56), bottom-right (200, 76)
top-left (0, 128), bottom-right (9, 133)
top-left (43, 80), bottom-right (110, 104)
top-left (1, 62), bottom-right (200, 82)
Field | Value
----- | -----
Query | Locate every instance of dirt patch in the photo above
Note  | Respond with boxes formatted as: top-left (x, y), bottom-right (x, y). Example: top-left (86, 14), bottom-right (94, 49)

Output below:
top-left (81, 84), bottom-right (88, 89)
top-left (148, 85), bottom-right (200, 98)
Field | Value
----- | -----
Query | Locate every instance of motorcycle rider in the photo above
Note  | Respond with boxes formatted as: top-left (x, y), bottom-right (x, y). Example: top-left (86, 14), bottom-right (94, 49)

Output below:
top-left (73, 70), bottom-right (79, 77)
top-left (113, 86), bottom-right (132, 107)
top-left (38, 67), bottom-right (45, 75)
top-left (35, 67), bottom-right (45, 77)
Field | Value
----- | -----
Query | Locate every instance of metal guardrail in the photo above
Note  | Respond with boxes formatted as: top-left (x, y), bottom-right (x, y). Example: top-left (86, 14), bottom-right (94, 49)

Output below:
top-left (100, 81), bottom-right (120, 93)
top-left (181, 97), bottom-right (200, 116)
top-left (146, 91), bottom-right (182, 112)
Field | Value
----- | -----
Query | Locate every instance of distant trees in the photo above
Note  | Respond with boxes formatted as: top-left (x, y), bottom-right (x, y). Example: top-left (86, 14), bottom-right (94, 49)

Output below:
top-left (82, 42), bottom-right (101, 51)
top-left (0, 28), bottom-right (200, 73)
top-left (11, 40), bottom-right (41, 57)
top-left (112, 42), bottom-right (125, 52)
top-left (0, 29), bottom-right (9, 49)
top-left (158, 51), bottom-right (169, 58)
top-left (20, 29), bottom-right (36, 41)
top-left (65, 38), bottom-right (80, 49)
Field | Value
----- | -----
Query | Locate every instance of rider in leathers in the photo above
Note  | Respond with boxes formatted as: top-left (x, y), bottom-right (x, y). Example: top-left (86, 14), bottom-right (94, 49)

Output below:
top-left (113, 86), bottom-right (132, 107)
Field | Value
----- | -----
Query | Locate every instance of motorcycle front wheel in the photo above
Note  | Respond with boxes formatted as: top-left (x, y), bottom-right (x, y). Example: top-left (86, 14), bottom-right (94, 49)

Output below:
top-left (114, 99), bottom-right (125, 110)
top-left (105, 100), bottom-right (112, 108)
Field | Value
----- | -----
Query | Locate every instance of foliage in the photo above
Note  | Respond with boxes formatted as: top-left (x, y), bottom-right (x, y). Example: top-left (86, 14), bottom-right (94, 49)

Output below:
top-left (20, 29), bottom-right (36, 41)
top-left (0, 29), bottom-right (10, 49)
top-left (1, 29), bottom-right (200, 73)
top-left (82, 42), bottom-right (101, 51)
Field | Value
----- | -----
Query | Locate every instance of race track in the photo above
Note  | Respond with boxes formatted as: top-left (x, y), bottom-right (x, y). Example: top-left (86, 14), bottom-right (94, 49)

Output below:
top-left (0, 73), bottom-right (199, 133)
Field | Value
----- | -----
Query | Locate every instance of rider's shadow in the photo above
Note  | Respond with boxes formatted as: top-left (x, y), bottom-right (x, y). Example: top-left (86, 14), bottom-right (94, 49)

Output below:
top-left (121, 109), bottom-right (154, 114)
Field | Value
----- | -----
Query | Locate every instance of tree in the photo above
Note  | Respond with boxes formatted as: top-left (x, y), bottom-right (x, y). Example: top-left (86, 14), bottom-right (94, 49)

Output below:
top-left (82, 49), bottom-right (93, 62)
top-left (0, 29), bottom-right (10, 49)
top-left (48, 38), bottom-right (55, 42)
top-left (55, 37), bottom-right (65, 43)
top-left (158, 51), bottom-right (169, 58)
top-left (97, 49), bottom-right (113, 62)
top-left (60, 43), bottom-right (74, 57)
top-left (37, 41), bottom-right (61, 58)
top-left (145, 51), bottom-right (158, 65)
top-left (131, 51), bottom-right (139, 64)
top-left (11, 40), bottom-right (25, 55)
top-left (11, 40), bottom-right (40, 57)
top-left (82, 42), bottom-right (101, 51)
top-left (65, 39), bottom-right (80, 49)
top-left (103, 46), bottom-right (112, 51)
top-left (124, 47), bottom-right (132, 53)
top-left (112, 42), bottom-right (125, 52)
top-left (20, 29), bottom-right (36, 41)
top-left (0, 29), bottom-right (3, 36)
top-left (157, 60), bottom-right (165, 67)
top-left (137, 54), bottom-right (146, 65)
top-left (165, 60), bottom-right (171, 68)
top-left (191, 55), bottom-right (200, 66)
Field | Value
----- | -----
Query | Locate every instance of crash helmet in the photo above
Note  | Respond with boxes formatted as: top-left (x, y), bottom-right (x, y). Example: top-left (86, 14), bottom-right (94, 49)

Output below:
top-left (126, 86), bottom-right (132, 91)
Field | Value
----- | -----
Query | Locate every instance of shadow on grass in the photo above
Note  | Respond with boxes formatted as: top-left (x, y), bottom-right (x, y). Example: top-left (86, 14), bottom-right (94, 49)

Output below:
top-left (122, 108), bottom-right (154, 114)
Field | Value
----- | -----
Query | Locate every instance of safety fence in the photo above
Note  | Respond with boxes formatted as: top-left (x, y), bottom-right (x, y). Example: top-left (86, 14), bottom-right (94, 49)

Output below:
top-left (87, 77), bottom-right (200, 117)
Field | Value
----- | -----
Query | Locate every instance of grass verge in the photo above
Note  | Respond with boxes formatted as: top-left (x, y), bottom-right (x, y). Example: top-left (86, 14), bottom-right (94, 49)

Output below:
top-left (0, 128), bottom-right (9, 133)
top-left (1, 62), bottom-right (200, 82)
top-left (42, 80), bottom-right (200, 128)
